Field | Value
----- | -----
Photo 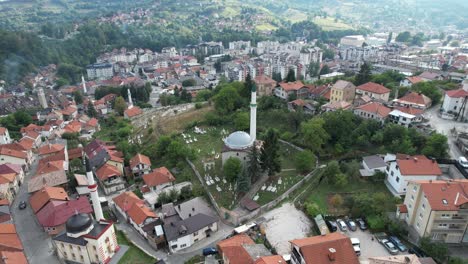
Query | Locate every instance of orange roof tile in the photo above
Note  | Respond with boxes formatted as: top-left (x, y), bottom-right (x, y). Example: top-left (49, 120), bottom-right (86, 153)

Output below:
top-left (0, 147), bottom-right (27, 160)
top-left (279, 81), bottom-right (305, 92)
top-left (126, 203), bottom-right (157, 225)
top-left (0, 224), bottom-right (23, 252)
top-left (398, 204), bottom-right (408, 214)
top-left (96, 164), bottom-right (121, 181)
top-left (356, 102), bottom-right (392, 118)
top-left (143, 167), bottom-right (175, 187)
top-left (254, 75), bottom-right (276, 85)
top-left (393, 106), bottom-right (424, 116)
top-left (0, 250), bottom-right (28, 264)
top-left (113, 191), bottom-right (142, 213)
top-left (254, 255), bottom-right (287, 264)
top-left (415, 180), bottom-right (468, 211)
top-left (124, 106), bottom-right (143, 118)
top-left (24, 131), bottom-right (40, 140)
top-left (357, 82), bottom-right (391, 94)
top-left (446, 89), bottom-right (468, 98)
top-left (290, 233), bottom-right (359, 264)
top-left (406, 76), bottom-right (423, 84)
top-left (129, 153), bottom-right (151, 169)
top-left (38, 144), bottom-right (65, 156)
top-left (17, 138), bottom-right (34, 150)
top-left (217, 234), bottom-right (256, 264)
top-left (395, 92), bottom-right (431, 107)
top-left (36, 160), bottom-right (64, 175)
top-left (396, 155), bottom-right (442, 176)
top-left (29, 186), bottom-right (68, 213)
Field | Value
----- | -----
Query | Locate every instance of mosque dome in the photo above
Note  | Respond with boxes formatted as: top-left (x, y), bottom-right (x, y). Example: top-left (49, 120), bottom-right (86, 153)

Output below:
top-left (66, 213), bottom-right (93, 234)
top-left (224, 131), bottom-right (253, 150)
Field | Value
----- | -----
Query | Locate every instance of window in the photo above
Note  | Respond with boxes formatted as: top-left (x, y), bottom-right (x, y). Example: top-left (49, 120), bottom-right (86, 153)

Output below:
top-left (419, 213), bottom-right (423, 219)
top-left (422, 203), bottom-right (425, 210)
top-left (194, 238), bottom-right (199, 242)
top-left (396, 177), bottom-right (400, 183)
top-left (80, 255), bottom-right (84, 261)
top-left (439, 223), bottom-right (448, 228)
top-left (413, 186), bottom-right (417, 192)
top-left (416, 222), bottom-right (420, 229)
top-left (93, 246), bottom-right (97, 251)
top-left (396, 165), bottom-right (399, 170)
top-left (95, 255), bottom-right (99, 260)
top-left (193, 232), bottom-right (198, 236)
top-left (180, 244), bottom-right (187, 248)
top-left (391, 171), bottom-right (394, 176)
top-left (409, 204), bottom-right (412, 209)
top-left (69, 245), bottom-right (73, 250)
top-left (72, 253), bottom-right (76, 260)
top-left (441, 214), bottom-right (450, 218)
top-left (411, 195), bottom-right (414, 201)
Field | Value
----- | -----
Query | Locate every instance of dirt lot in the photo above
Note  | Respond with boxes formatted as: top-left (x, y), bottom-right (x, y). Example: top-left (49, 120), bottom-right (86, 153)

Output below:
top-left (261, 203), bottom-right (312, 255)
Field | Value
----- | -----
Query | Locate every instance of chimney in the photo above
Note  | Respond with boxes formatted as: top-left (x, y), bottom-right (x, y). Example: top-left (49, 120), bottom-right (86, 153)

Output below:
top-left (413, 157), bottom-right (418, 162)
top-left (178, 204), bottom-right (181, 210)
top-left (328, 248), bottom-right (336, 261)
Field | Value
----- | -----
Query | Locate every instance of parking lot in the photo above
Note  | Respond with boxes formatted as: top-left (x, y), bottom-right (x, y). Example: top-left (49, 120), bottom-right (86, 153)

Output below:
top-left (340, 229), bottom-right (397, 260)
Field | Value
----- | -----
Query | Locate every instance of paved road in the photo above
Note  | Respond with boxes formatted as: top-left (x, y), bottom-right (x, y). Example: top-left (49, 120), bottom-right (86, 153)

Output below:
top-left (425, 106), bottom-right (467, 159)
top-left (11, 158), bottom-right (61, 264)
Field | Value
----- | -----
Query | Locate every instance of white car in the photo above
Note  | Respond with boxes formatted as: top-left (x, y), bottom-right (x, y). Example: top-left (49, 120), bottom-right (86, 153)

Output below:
top-left (458, 157), bottom-right (468, 168)
top-left (337, 219), bottom-right (347, 232)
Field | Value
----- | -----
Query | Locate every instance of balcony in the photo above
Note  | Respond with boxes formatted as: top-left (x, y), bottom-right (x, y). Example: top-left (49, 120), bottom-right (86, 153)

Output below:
top-left (431, 225), bottom-right (467, 233)
top-left (433, 217), bottom-right (467, 224)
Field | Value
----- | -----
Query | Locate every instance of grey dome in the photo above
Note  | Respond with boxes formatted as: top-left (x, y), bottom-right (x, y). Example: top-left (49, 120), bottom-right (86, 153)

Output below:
top-left (225, 131), bottom-right (252, 150)
top-left (66, 213), bottom-right (92, 234)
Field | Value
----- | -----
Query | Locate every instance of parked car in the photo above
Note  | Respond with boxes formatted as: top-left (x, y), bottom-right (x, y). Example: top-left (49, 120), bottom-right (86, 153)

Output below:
top-left (326, 220), bottom-right (337, 232)
top-left (356, 218), bottom-right (368, 230)
top-left (408, 246), bottom-right (428, 258)
top-left (202, 247), bottom-right (218, 256)
top-left (337, 219), bottom-right (347, 232)
top-left (458, 156), bottom-right (468, 168)
top-left (18, 201), bottom-right (27, 210)
top-left (345, 219), bottom-right (357, 231)
top-left (388, 236), bottom-right (407, 252)
top-left (381, 239), bottom-right (399, 255)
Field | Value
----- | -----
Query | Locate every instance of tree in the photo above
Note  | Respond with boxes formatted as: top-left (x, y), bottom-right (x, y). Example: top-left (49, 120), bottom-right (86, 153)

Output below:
top-left (450, 40), bottom-right (460, 47)
top-left (182, 79), bottom-right (197, 87)
top-left (304, 202), bottom-right (322, 218)
top-left (330, 194), bottom-right (344, 208)
top-left (73, 90), bottom-right (83, 104)
top-left (300, 117), bottom-right (329, 153)
top-left (387, 32), bottom-right (393, 44)
top-left (213, 86), bottom-right (242, 115)
top-left (180, 89), bottom-right (192, 103)
top-left (308, 62), bottom-right (320, 78)
top-left (323, 161), bottom-right (345, 186)
top-left (70, 158), bottom-right (84, 173)
top-left (114, 96), bottom-right (126, 116)
top-left (422, 133), bottom-right (448, 158)
top-left (247, 145), bottom-right (261, 184)
top-left (319, 65), bottom-right (330, 75)
top-left (420, 237), bottom-right (449, 263)
top-left (412, 82), bottom-right (442, 105)
top-left (285, 69), bottom-right (296, 82)
top-left (355, 62), bottom-right (372, 85)
top-left (234, 112), bottom-right (249, 131)
top-left (272, 72), bottom-right (282, 82)
top-left (180, 186), bottom-right (192, 201)
top-left (241, 73), bottom-right (254, 98)
top-left (13, 111), bottom-right (32, 127)
top-left (295, 150), bottom-right (315, 174)
top-left (237, 166), bottom-right (251, 193)
top-left (260, 129), bottom-right (281, 175)
top-left (224, 157), bottom-right (242, 183)
top-left (87, 102), bottom-right (98, 118)
top-left (396, 31), bottom-right (411, 42)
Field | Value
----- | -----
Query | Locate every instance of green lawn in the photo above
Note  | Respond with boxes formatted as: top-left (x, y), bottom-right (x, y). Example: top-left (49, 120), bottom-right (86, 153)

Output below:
top-left (313, 17), bottom-right (353, 31)
top-left (116, 231), bottom-right (156, 264)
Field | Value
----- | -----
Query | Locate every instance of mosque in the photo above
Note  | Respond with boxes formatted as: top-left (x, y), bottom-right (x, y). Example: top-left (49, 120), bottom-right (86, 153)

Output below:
top-left (221, 84), bottom-right (259, 165)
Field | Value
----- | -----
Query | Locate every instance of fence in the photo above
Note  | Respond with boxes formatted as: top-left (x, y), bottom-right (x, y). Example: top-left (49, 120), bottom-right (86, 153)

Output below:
top-left (436, 158), bottom-right (468, 179)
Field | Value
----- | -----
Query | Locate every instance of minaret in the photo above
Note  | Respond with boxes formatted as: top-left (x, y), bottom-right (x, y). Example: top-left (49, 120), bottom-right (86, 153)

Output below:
top-left (127, 88), bottom-right (134, 109)
top-left (250, 83), bottom-right (257, 142)
top-left (81, 75), bottom-right (87, 94)
top-left (85, 157), bottom-right (104, 221)
top-left (38, 87), bottom-right (48, 109)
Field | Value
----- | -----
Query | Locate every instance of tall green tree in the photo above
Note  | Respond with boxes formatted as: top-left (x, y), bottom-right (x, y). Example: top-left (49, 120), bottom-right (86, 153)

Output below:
top-left (355, 62), bottom-right (372, 85)
top-left (224, 157), bottom-right (242, 183)
top-left (247, 145), bottom-right (261, 184)
top-left (422, 133), bottom-right (448, 158)
top-left (242, 73), bottom-right (254, 98)
top-left (260, 129), bottom-right (281, 175)
top-left (300, 117), bottom-right (329, 153)
top-left (295, 150), bottom-right (315, 174)
top-left (234, 112), bottom-right (249, 131)
top-left (285, 69), bottom-right (296, 82)
top-left (237, 166), bottom-right (251, 193)
top-left (213, 85), bottom-right (242, 115)
top-left (319, 65), bottom-right (330, 75)
top-left (73, 90), bottom-right (83, 104)
top-left (114, 96), bottom-right (127, 116)
top-left (87, 103), bottom-right (98, 118)
top-left (308, 62), bottom-right (320, 78)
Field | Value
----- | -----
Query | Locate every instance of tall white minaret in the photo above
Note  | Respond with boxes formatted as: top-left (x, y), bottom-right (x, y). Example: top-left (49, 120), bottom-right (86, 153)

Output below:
top-left (127, 88), bottom-right (134, 109)
top-left (81, 75), bottom-right (87, 94)
top-left (249, 83), bottom-right (257, 142)
top-left (85, 157), bottom-right (104, 221)
top-left (38, 87), bottom-right (48, 109)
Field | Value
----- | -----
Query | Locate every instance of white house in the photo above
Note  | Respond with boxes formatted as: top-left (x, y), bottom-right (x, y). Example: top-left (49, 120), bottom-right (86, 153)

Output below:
top-left (129, 153), bottom-right (152, 177)
top-left (441, 88), bottom-right (468, 116)
top-left (360, 155), bottom-right (387, 177)
top-left (0, 127), bottom-right (12, 145)
top-left (388, 110), bottom-right (418, 127)
top-left (142, 167), bottom-right (175, 192)
top-left (385, 155), bottom-right (442, 196)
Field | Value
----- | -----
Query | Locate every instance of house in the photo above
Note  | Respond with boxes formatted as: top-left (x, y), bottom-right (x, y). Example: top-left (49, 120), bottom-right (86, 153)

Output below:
top-left (0, 224), bottom-right (28, 264)
top-left (143, 167), bottom-right (175, 192)
top-left (287, 99), bottom-right (316, 114)
top-left (385, 155), bottom-right (442, 196)
top-left (22, 131), bottom-right (41, 147)
top-left (126, 201), bottom-right (158, 238)
top-left (162, 197), bottom-right (219, 253)
top-left (354, 102), bottom-right (392, 124)
top-left (399, 179), bottom-right (468, 244)
top-left (0, 127), bottom-right (12, 144)
top-left (124, 106), bottom-right (143, 119)
top-left (275, 81), bottom-right (308, 100)
top-left (419, 72), bottom-right (443, 82)
top-left (254, 75), bottom-right (277, 96)
top-left (38, 144), bottom-right (68, 161)
top-left (217, 233), bottom-right (284, 264)
top-left (129, 153), bottom-right (152, 177)
top-left (29, 186), bottom-right (69, 213)
top-left (307, 84), bottom-right (331, 99)
top-left (35, 196), bottom-right (93, 235)
top-left (441, 88), bottom-right (468, 116)
top-left (393, 92), bottom-right (432, 109)
top-left (0, 164), bottom-right (24, 201)
top-left (388, 107), bottom-right (424, 127)
top-left (330, 80), bottom-right (356, 103)
top-left (356, 82), bottom-right (391, 102)
top-left (0, 146), bottom-right (28, 170)
top-left (321, 101), bottom-right (352, 112)
top-left (0, 199), bottom-right (11, 223)
top-left (73, 174), bottom-right (90, 196)
top-left (96, 164), bottom-right (125, 195)
top-left (28, 170), bottom-right (68, 193)
top-left (360, 155), bottom-right (388, 177)
top-left (53, 214), bottom-right (119, 264)
top-left (113, 191), bottom-right (142, 218)
top-left (400, 76), bottom-right (424, 87)
top-left (290, 232), bottom-right (359, 264)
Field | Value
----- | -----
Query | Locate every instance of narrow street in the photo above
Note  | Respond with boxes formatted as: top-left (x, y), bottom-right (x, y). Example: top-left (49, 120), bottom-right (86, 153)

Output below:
top-left (10, 158), bottom-right (61, 264)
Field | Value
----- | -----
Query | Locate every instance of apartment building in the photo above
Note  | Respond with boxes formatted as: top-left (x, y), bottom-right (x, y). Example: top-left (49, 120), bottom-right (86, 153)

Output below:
top-left (330, 80), bottom-right (356, 103)
top-left (398, 180), bottom-right (468, 243)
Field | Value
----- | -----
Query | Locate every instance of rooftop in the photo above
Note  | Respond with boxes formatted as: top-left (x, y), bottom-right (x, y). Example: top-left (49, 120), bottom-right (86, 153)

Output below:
top-left (415, 179), bottom-right (468, 211)
top-left (143, 167), bottom-right (175, 187)
top-left (356, 102), bottom-right (392, 118)
top-left (29, 186), bottom-right (69, 213)
top-left (129, 153), bottom-right (151, 169)
top-left (396, 155), bottom-right (442, 176)
top-left (357, 82), bottom-right (391, 94)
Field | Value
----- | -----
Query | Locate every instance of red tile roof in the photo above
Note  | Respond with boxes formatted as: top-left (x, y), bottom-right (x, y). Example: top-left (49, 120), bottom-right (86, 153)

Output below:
top-left (0, 199), bottom-right (8, 206)
top-left (124, 106), bottom-right (143, 118)
top-left (0, 224), bottom-right (23, 252)
top-left (129, 153), bottom-right (151, 169)
top-left (290, 232), bottom-right (359, 264)
top-left (143, 167), bottom-right (175, 187)
top-left (279, 81), bottom-right (305, 92)
top-left (393, 106), bottom-right (424, 116)
top-left (67, 147), bottom-right (83, 160)
top-left (17, 138), bottom-right (34, 151)
top-left (113, 191), bottom-right (142, 213)
top-left (254, 255), bottom-right (287, 264)
top-left (126, 202), bottom-right (157, 225)
top-left (38, 144), bottom-right (65, 156)
top-left (0, 127), bottom-right (6, 135)
top-left (36, 160), bottom-right (64, 176)
top-left (96, 164), bottom-right (121, 181)
top-left (396, 155), bottom-right (442, 176)
top-left (356, 102), bottom-right (392, 118)
top-left (415, 180), bottom-right (468, 211)
top-left (29, 186), bottom-right (69, 213)
top-left (290, 99), bottom-right (306, 107)
top-left (398, 204), bottom-right (408, 214)
top-left (0, 250), bottom-right (28, 264)
top-left (446, 89), bottom-right (468, 98)
top-left (218, 234), bottom-right (256, 264)
top-left (406, 76), bottom-right (423, 84)
top-left (35, 197), bottom-right (92, 228)
top-left (395, 92), bottom-right (431, 107)
top-left (0, 147), bottom-right (27, 160)
top-left (357, 82), bottom-right (391, 94)
top-left (254, 75), bottom-right (276, 85)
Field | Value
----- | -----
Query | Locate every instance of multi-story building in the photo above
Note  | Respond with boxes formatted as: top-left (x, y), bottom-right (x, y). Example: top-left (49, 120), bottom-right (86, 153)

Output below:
top-left (356, 82), bottom-right (391, 102)
top-left (0, 127), bottom-right (11, 145)
top-left (129, 153), bottom-right (152, 177)
top-left (441, 87), bottom-right (468, 117)
top-left (330, 80), bottom-right (356, 103)
top-left (398, 180), bottom-right (468, 243)
top-left (275, 81), bottom-right (309, 100)
top-left (385, 155), bottom-right (442, 196)
top-left (86, 63), bottom-right (114, 80)
top-left (254, 75), bottom-right (277, 97)
top-left (354, 102), bottom-right (392, 124)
